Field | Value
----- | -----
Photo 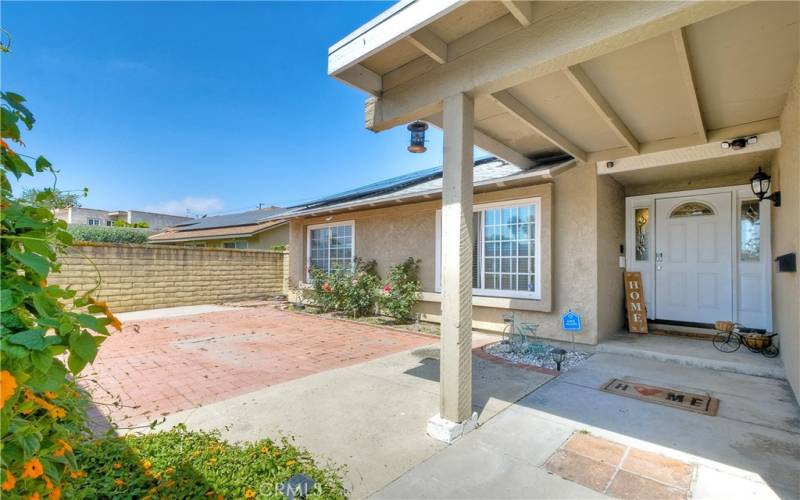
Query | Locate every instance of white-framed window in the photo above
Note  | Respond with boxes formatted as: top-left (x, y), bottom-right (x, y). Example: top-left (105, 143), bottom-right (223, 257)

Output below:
top-left (436, 197), bottom-right (541, 300)
top-left (306, 221), bottom-right (354, 279)
top-left (223, 240), bottom-right (247, 249)
top-left (87, 218), bottom-right (101, 226)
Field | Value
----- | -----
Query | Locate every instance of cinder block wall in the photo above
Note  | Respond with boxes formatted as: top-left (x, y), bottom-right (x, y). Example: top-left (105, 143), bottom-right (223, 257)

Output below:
top-left (50, 243), bottom-right (287, 312)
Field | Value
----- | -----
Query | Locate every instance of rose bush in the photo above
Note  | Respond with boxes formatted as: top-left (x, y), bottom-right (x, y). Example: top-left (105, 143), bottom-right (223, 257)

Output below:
top-left (378, 257), bottom-right (421, 322)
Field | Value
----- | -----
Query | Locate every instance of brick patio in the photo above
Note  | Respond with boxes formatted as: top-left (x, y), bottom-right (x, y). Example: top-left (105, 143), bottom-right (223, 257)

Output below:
top-left (83, 307), bottom-right (436, 427)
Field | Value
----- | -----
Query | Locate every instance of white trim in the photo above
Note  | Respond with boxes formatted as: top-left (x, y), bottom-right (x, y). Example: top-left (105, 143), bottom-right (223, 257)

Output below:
top-left (305, 220), bottom-right (355, 282)
top-left (435, 197), bottom-right (542, 300)
top-left (328, 0), bottom-right (465, 76)
top-left (625, 185), bottom-right (772, 329)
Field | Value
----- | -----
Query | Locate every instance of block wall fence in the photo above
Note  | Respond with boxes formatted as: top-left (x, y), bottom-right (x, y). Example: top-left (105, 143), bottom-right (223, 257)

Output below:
top-left (50, 243), bottom-right (288, 312)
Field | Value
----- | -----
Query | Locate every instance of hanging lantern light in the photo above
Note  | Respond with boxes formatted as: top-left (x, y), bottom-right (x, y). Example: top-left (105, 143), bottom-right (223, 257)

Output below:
top-left (407, 121), bottom-right (428, 153)
top-left (750, 167), bottom-right (781, 207)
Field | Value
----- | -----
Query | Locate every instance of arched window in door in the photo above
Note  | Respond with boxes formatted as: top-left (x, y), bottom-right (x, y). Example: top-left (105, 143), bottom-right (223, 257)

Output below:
top-left (670, 201), bottom-right (715, 218)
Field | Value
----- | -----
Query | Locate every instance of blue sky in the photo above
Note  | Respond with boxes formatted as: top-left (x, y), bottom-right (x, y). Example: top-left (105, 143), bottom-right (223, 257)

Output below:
top-left (2, 1), bottom-right (456, 216)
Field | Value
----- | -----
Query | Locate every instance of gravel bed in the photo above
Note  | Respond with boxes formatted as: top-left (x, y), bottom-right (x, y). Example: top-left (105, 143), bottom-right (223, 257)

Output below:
top-left (485, 341), bottom-right (590, 372)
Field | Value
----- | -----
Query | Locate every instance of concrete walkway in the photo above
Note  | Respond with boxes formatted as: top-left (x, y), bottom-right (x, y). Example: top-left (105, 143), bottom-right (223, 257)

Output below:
top-left (154, 334), bottom-right (553, 498)
top-left (377, 352), bottom-right (800, 499)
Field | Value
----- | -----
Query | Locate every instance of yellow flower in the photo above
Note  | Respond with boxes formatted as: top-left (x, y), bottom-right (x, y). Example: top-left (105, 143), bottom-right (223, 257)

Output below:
top-left (48, 406), bottom-right (66, 419)
top-left (141, 459), bottom-right (152, 470)
top-left (285, 460), bottom-right (296, 466)
top-left (30, 493), bottom-right (41, 500)
top-left (1, 371), bottom-right (18, 409)
top-left (2, 470), bottom-right (16, 491)
top-left (44, 391), bottom-right (58, 400)
top-left (113, 463), bottom-right (122, 470)
top-left (207, 458), bottom-right (217, 465)
top-left (114, 479), bottom-right (125, 487)
top-left (165, 466), bottom-right (175, 475)
top-left (260, 446), bottom-right (269, 454)
top-left (89, 297), bottom-right (123, 331)
top-left (49, 487), bottom-right (61, 500)
top-left (244, 489), bottom-right (256, 498)
top-left (21, 458), bottom-right (44, 479)
top-left (53, 440), bottom-right (72, 457)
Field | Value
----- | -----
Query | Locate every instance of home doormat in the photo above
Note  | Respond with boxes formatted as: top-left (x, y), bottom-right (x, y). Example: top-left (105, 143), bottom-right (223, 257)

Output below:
top-left (601, 378), bottom-right (719, 416)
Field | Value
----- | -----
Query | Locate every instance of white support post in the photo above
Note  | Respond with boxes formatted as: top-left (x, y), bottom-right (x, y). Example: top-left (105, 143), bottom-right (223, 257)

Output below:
top-left (428, 93), bottom-right (477, 443)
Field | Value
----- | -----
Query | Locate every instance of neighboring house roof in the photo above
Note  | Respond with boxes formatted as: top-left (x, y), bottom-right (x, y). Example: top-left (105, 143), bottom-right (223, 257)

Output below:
top-left (149, 207), bottom-right (287, 243)
top-left (273, 154), bottom-right (573, 219)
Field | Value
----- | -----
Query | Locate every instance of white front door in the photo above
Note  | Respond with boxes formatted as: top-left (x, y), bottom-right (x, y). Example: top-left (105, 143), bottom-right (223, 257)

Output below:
top-left (654, 193), bottom-right (733, 325)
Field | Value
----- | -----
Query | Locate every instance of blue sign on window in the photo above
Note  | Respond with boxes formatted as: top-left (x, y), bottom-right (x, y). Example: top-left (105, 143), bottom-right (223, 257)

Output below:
top-left (562, 310), bottom-right (581, 331)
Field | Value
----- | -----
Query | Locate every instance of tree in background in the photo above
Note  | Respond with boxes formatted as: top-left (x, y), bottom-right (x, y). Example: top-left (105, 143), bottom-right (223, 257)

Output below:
top-left (20, 188), bottom-right (85, 209)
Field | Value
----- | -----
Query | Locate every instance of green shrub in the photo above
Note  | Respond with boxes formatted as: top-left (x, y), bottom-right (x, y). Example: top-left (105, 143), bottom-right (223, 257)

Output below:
top-left (111, 220), bottom-right (149, 228)
top-left (378, 258), bottom-right (422, 322)
top-left (309, 258), bottom-right (380, 318)
top-left (269, 244), bottom-right (287, 252)
top-left (64, 425), bottom-right (346, 499)
top-left (68, 225), bottom-right (149, 244)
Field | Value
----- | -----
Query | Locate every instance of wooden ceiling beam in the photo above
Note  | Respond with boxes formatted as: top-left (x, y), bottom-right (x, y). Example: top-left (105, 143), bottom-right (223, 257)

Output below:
top-left (407, 28), bottom-right (448, 64)
top-left (365, 1), bottom-right (741, 132)
top-left (672, 27), bottom-right (707, 143)
top-left (501, 1), bottom-right (532, 27)
top-left (491, 90), bottom-right (587, 162)
top-left (426, 114), bottom-right (536, 168)
top-left (564, 65), bottom-right (639, 154)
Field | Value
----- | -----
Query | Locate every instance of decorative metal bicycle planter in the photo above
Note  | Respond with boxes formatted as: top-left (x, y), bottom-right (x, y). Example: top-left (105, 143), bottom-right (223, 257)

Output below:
top-left (502, 312), bottom-right (548, 355)
top-left (712, 321), bottom-right (779, 358)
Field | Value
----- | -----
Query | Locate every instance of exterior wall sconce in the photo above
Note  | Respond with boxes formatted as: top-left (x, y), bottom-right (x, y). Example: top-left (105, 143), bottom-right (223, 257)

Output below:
top-left (407, 121), bottom-right (428, 153)
top-left (722, 136), bottom-right (757, 150)
top-left (750, 167), bottom-right (781, 207)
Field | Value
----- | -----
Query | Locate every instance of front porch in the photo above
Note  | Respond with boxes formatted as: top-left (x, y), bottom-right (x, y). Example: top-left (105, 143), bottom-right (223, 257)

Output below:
top-left (598, 331), bottom-right (785, 380)
top-left (328, 0), bottom-right (800, 437)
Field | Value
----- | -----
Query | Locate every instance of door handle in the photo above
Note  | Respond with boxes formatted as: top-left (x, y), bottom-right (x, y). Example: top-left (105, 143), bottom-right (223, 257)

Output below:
top-left (655, 252), bottom-right (663, 262)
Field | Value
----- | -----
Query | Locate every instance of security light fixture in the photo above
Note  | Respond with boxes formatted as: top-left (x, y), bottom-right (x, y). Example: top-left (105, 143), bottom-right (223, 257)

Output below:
top-left (750, 167), bottom-right (781, 207)
top-left (721, 136), bottom-right (758, 151)
top-left (551, 348), bottom-right (567, 372)
top-left (407, 121), bottom-right (428, 153)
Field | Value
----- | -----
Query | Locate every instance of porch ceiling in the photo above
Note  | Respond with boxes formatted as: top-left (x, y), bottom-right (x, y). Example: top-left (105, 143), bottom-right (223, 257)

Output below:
top-left (330, 1), bottom-right (799, 174)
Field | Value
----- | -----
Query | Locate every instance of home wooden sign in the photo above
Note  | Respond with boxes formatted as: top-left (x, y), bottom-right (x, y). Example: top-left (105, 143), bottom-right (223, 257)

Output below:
top-left (624, 271), bottom-right (648, 334)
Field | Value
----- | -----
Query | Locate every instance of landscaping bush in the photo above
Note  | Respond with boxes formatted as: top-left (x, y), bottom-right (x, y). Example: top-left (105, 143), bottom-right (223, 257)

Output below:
top-left (111, 220), bottom-right (149, 228)
top-left (2, 89), bottom-right (121, 498)
top-left (68, 225), bottom-right (150, 244)
top-left (64, 425), bottom-right (346, 499)
top-left (309, 258), bottom-right (380, 318)
top-left (378, 258), bottom-right (422, 322)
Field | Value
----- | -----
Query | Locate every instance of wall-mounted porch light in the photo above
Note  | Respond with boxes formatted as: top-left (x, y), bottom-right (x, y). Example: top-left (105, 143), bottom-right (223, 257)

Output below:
top-left (750, 167), bottom-right (781, 207)
top-left (407, 121), bottom-right (428, 153)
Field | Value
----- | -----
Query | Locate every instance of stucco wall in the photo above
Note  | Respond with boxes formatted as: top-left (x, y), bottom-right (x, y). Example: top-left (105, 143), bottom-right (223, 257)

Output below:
top-left (771, 60), bottom-right (800, 401)
top-left (288, 166), bottom-right (608, 345)
top-left (596, 175), bottom-right (626, 340)
top-left (50, 243), bottom-right (287, 312)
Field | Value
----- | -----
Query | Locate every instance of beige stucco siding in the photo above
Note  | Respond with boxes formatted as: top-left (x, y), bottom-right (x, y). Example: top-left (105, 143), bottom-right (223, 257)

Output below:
top-left (772, 60), bottom-right (800, 401)
top-left (250, 223), bottom-right (290, 250)
top-left (287, 165), bottom-right (620, 345)
top-left (596, 174), bottom-right (626, 341)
